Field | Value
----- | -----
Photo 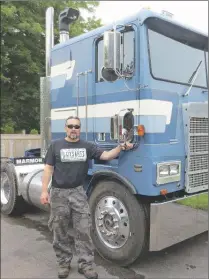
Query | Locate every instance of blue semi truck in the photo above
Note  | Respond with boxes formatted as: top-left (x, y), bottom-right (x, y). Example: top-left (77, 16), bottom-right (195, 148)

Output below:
top-left (1, 7), bottom-right (208, 266)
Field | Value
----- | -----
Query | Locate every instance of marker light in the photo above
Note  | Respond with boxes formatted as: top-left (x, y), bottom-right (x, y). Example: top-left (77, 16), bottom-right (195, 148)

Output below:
top-left (137, 125), bottom-right (145, 136)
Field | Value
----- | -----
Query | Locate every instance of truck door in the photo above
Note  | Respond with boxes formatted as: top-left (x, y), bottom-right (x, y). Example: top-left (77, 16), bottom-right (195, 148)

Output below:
top-left (92, 24), bottom-right (139, 150)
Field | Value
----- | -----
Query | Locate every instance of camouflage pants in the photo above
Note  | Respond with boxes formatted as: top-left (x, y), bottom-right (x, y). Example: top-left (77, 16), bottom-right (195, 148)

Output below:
top-left (48, 186), bottom-right (94, 268)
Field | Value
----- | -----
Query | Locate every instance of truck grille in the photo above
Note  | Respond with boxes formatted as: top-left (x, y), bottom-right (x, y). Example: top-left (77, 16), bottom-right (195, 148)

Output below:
top-left (187, 116), bottom-right (208, 192)
top-left (189, 172), bottom-right (208, 188)
top-left (190, 117), bottom-right (208, 134)
top-left (189, 154), bottom-right (208, 172)
top-left (190, 136), bottom-right (208, 153)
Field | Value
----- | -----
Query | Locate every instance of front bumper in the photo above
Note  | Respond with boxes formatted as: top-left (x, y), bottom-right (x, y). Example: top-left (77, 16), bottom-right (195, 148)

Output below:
top-left (149, 191), bottom-right (208, 251)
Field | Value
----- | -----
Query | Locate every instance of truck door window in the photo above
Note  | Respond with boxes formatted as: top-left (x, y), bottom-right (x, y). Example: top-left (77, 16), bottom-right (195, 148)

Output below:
top-left (96, 30), bottom-right (135, 83)
top-left (122, 31), bottom-right (135, 76)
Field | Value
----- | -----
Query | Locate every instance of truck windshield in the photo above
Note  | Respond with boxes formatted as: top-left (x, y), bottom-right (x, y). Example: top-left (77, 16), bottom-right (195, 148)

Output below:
top-left (147, 28), bottom-right (208, 88)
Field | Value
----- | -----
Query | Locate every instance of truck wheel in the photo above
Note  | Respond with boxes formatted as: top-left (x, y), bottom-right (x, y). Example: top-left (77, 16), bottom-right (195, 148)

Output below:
top-left (88, 180), bottom-right (149, 267)
top-left (1, 161), bottom-right (26, 215)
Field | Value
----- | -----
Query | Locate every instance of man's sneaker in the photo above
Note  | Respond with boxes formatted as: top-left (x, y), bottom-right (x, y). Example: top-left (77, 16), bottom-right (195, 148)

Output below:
top-left (78, 265), bottom-right (98, 279)
top-left (58, 265), bottom-right (70, 278)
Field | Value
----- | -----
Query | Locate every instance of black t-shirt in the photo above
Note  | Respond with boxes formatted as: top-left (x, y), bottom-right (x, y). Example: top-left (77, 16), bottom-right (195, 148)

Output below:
top-left (44, 138), bottom-right (104, 189)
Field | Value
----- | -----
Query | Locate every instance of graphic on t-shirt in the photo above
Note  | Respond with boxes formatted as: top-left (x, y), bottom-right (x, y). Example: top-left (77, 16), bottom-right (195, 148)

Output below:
top-left (60, 148), bottom-right (87, 162)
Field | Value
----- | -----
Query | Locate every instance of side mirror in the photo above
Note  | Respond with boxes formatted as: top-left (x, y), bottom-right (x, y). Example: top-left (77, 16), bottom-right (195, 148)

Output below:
top-left (102, 31), bottom-right (121, 82)
top-left (118, 109), bottom-right (134, 143)
top-left (110, 109), bottom-right (134, 143)
top-left (110, 115), bottom-right (119, 140)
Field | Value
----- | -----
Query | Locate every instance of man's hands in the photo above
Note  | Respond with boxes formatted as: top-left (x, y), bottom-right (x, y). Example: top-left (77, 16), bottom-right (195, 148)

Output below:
top-left (40, 191), bottom-right (49, 205)
top-left (120, 141), bottom-right (134, 151)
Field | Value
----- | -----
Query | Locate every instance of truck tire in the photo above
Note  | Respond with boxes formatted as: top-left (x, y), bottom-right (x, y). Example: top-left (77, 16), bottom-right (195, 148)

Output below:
top-left (1, 161), bottom-right (26, 215)
top-left (88, 180), bottom-right (149, 267)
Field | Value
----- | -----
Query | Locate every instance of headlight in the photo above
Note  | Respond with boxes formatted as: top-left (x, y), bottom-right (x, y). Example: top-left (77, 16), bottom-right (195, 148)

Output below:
top-left (159, 165), bottom-right (170, 177)
top-left (170, 164), bottom-right (180, 175)
top-left (156, 161), bottom-right (181, 185)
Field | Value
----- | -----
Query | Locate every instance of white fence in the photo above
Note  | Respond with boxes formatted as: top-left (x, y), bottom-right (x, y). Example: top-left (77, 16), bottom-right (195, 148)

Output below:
top-left (1, 134), bottom-right (41, 158)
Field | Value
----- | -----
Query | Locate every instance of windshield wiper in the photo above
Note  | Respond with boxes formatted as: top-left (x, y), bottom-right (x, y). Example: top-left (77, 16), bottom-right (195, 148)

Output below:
top-left (183, 60), bottom-right (202, 96)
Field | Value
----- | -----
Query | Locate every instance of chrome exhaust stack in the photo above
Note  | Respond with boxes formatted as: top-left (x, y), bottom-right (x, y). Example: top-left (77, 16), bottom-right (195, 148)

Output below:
top-left (59, 7), bottom-right (80, 43)
top-left (45, 7), bottom-right (54, 77)
top-left (40, 7), bottom-right (54, 157)
top-left (40, 7), bottom-right (79, 157)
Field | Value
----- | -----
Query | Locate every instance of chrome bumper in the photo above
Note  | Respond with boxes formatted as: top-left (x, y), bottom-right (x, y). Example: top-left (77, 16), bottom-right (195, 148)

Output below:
top-left (149, 192), bottom-right (208, 251)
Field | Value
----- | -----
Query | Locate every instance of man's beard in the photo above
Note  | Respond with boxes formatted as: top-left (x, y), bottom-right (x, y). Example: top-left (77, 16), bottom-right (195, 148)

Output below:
top-left (68, 133), bottom-right (78, 140)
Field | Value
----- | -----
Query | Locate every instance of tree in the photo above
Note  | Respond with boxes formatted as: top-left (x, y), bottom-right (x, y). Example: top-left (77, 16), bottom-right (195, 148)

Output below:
top-left (1, 1), bottom-right (102, 133)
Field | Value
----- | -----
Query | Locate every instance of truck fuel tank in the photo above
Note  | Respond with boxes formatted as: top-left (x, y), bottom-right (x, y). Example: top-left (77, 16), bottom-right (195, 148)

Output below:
top-left (21, 169), bottom-right (50, 212)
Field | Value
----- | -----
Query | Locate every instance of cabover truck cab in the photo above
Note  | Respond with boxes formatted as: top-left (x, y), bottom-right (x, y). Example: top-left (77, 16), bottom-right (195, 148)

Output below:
top-left (1, 7), bottom-right (208, 266)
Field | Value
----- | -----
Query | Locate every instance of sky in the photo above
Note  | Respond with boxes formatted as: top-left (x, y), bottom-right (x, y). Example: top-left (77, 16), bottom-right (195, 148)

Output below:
top-left (88, 1), bottom-right (208, 34)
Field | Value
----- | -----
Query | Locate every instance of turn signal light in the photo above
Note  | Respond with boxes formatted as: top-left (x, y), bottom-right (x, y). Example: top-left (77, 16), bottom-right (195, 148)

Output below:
top-left (160, 189), bottom-right (168, 195)
top-left (137, 125), bottom-right (145, 136)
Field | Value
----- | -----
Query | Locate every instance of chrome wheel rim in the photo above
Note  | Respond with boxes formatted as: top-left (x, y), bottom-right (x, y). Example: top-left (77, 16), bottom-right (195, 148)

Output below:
top-left (1, 172), bottom-right (11, 205)
top-left (95, 196), bottom-right (130, 249)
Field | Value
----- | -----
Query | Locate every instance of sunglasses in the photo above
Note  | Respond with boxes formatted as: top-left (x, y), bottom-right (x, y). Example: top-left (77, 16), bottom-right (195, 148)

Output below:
top-left (66, 124), bottom-right (80, 129)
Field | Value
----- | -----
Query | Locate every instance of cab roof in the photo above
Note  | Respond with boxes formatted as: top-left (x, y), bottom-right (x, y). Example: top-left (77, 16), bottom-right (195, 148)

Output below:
top-left (52, 8), bottom-right (208, 51)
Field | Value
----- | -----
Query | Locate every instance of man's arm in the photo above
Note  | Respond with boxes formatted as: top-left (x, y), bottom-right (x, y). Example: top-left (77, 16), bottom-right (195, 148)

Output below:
top-left (42, 164), bottom-right (54, 193)
top-left (41, 143), bottom-right (55, 204)
top-left (100, 142), bottom-right (133, 161)
top-left (40, 164), bottom-right (54, 204)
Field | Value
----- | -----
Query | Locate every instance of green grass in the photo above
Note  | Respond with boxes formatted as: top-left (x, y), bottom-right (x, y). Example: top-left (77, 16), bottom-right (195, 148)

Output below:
top-left (176, 193), bottom-right (208, 211)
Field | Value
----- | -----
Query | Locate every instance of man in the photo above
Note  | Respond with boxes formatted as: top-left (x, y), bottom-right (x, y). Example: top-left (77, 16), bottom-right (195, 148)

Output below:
top-left (40, 116), bottom-right (133, 279)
